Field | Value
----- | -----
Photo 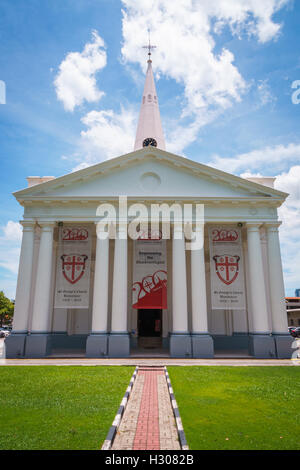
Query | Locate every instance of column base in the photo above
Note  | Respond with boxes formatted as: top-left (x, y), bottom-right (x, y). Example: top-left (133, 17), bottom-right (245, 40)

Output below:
top-left (249, 334), bottom-right (276, 359)
top-left (191, 334), bottom-right (214, 358)
top-left (25, 334), bottom-right (51, 358)
top-left (170, 333), bottom-right (192, 358)
top-left (108, 333), bottom-right (130, 358)
top-left (5, 333), bottom-right (27, 358)
top-left (86, 334), bottom-right (108, 358)
top-left (274, 334), bottom-right (294, 359)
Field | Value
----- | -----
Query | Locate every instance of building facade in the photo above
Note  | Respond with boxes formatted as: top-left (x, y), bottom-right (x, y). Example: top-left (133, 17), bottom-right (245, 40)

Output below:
top-left (286, 298), bottom-right (300, 327)
top-left (6, 57), bottom-right (292, 359)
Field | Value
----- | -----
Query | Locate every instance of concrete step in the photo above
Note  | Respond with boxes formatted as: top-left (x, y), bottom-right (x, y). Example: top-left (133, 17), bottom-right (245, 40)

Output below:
top-left (138, 337), bottom-right (162, 349)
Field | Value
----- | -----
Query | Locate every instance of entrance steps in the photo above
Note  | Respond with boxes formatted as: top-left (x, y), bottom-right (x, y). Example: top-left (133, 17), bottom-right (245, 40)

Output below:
top-left (138, 337), bottom-right (162, 349)
top-left (131, 337), bottom-right (169, 358)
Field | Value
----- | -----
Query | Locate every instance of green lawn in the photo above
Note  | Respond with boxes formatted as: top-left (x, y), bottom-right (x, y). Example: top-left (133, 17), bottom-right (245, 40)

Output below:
top-left (0, 366), bottom-right (134, 450)
top-left (168, 366), bottom-right (300, 450)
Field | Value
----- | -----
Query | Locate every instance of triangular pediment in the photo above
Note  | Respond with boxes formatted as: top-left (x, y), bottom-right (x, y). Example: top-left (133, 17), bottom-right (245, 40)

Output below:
top-left (14, 148), bottom-right (288, 203)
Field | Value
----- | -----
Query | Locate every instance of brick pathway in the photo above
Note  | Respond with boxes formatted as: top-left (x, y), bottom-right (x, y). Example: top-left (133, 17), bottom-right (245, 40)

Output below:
top-left (112, 367), bottom-right (180, 451)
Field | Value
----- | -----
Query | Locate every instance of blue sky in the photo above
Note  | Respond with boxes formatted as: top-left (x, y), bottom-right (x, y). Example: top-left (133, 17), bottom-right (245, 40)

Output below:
top-left (0, 0), bottom-right (300, 298)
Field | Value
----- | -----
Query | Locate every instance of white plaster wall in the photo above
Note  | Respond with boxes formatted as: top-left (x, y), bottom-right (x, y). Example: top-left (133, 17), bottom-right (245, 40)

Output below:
top-left (107, 239), bottom-right (114, 332)
top-left (186, 249), bottom-right (192, 332)
top-left (128, 237), bottom-right (134, 332)
top-left (27, 227), bottom-right (40, 331)
top-left (52, 309), bottom-right (68, 332)
top-left (232, 230), bottom-right (249, 333)
top-left (41, 159), bottom-right (254, 199)
top-left (243, 236), bottom-right (253, 333)
top-left (166, 238), bottom-right (172, 336)
top-left (205, 229), bottom-right (225, 335)
top-left (260, 227), bottom-right (273, 331)
top-left (23, 203), bottom-right (280, 227)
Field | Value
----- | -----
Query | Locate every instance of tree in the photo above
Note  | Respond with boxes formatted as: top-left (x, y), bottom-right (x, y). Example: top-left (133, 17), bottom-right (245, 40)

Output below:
top-left (0, 291), bottom-right (14, 327)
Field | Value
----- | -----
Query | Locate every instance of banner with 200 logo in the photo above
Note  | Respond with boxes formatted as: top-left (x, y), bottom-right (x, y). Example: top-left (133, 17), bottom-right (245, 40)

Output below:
top-left (209, 227), bottom-right (246, 310)
top-left (54, 226), bottom-right (92, 308)
top-left (132, 230), bottom-right (167, 310)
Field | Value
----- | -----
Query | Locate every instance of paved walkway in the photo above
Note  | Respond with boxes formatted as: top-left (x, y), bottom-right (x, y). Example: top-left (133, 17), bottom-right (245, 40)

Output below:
top-left (112, 367), bottom-right (180, 451)
top-left (1, 357), bottom-right (296, 366)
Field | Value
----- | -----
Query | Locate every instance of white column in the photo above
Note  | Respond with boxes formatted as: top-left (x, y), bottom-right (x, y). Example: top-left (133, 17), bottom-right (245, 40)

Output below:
top-left (91, 233), bottom-right (109, 333)
top-left (172, 226), bottom-right (188, 333)
top-left (12, 221), bottom-right (35, 332)
top-left (111, 225), bottom-right (128, 333)
top-left (31, 223), bottom-right (55, 332)
top-left (266, 223), bottom-right (288, 334)
top-left (191, 226), bottom-right (209, 333)
top-left (247, 224), bottom-right (270, 333)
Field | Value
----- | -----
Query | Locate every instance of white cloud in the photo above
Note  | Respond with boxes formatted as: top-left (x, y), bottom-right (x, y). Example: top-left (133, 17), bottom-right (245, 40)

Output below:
top-left (121, 0), bottom-right (289, 124)
top-left (0, 221), bottom-right (22, 298)
top-left (257, 79), bottom-right (277, 106)
top-left (207, 0), bottom-right (289, 43)
top-left (274, 166), bottom-right (300, 292)
top-left (209, 143), bottom-right (300, 174)
top-left (233, 165), bottom-right (300, 294)
top-left (3, 221), bottom-right (22, 242)
top-left (71, 106), bottom-right (137, 170)
top-left (166, 108), bottom-right (221, 154)
top-left (54, 30), bottom-right (107, 112)
top-left (0, 278), bottom-right (18, 301)
top-left (54, 1), bottom-right (290, 165)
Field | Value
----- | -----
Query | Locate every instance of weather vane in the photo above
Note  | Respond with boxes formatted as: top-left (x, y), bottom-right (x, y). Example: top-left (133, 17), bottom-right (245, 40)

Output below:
top-left (143, 28), bottom-right (156, 61)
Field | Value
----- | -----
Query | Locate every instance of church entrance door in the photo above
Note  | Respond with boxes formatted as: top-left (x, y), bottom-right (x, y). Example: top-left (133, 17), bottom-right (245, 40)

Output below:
top-left (138, 309), bottom-right (162, 337)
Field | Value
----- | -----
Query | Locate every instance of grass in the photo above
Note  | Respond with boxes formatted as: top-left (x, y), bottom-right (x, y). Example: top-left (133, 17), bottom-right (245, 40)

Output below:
top-left (0, 366), bottom-right (134, 450)
top-left (168, 366), bottom-right (300, 450)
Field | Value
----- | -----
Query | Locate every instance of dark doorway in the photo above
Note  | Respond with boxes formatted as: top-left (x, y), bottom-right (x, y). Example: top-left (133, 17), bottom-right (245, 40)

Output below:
top-left (138, 309), bottom-right (162, 337)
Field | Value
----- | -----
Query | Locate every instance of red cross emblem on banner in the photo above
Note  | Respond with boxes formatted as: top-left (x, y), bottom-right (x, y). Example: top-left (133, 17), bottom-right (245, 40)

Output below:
top-left (61, 254), bottom-right (88, 284)
top-left (213, 255), bottom-right (240, 286)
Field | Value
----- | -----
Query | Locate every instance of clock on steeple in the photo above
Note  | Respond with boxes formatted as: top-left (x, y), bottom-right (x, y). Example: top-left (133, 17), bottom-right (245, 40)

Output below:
top-left (143, 137), bottom-right (157, 148)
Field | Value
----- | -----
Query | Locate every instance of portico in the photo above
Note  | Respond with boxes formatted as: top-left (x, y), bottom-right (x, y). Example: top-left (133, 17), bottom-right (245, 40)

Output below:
top-left (6, 189), bottom-right (291, 359)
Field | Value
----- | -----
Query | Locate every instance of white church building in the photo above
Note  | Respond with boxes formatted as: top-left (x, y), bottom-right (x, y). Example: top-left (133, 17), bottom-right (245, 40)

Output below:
top-left (6, 55), bottom-right (292, 359)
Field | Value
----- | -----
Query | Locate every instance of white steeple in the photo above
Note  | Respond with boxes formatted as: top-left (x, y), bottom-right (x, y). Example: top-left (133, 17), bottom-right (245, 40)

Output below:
top-left (134, 45), bottom-right (166, 151)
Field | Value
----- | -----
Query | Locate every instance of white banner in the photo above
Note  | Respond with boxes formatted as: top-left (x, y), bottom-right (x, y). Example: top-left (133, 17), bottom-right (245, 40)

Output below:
top-left (209, 226), bottom-right (246, 310)
top-left (132, 230), bottom-right (167, 310)
top-left (54, 226), bottom-right (92, 309)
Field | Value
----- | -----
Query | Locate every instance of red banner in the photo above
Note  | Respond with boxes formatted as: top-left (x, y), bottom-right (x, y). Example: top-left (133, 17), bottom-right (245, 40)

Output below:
top-left (132, 234), bottom-right (167, 309)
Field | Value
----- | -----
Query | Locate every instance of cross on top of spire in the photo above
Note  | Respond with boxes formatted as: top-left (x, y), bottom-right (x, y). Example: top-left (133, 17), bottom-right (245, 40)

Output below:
top-left (143, 29), bottom-right (156, 62)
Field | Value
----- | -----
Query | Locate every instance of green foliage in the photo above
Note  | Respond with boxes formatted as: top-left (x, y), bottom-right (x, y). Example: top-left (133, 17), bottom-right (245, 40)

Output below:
top-left (168, 366), bottom-right (300, 450)
top-left (0, 291), bottom-right (14, 327)
top-left (0, 366), bottom-right (134, 450)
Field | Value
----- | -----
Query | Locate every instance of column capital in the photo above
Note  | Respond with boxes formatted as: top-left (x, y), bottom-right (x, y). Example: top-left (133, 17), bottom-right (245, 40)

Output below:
top-left (37, 221), bottom-right (56, 231)
top-left (246, 223), bottom-right (263, 232)
top-left (20, 220), bottom-right (35, 231)
top-left (265, 222), bottom-right (282, 232)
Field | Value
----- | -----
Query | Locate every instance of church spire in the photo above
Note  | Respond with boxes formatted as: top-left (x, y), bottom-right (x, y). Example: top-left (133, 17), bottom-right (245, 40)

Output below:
top-left (134, 34), bottom-right (166, 151)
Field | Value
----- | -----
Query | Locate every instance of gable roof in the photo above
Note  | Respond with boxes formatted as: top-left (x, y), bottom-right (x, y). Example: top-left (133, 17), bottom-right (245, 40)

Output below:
top-left (14, 147), bottom-right (288, 203)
